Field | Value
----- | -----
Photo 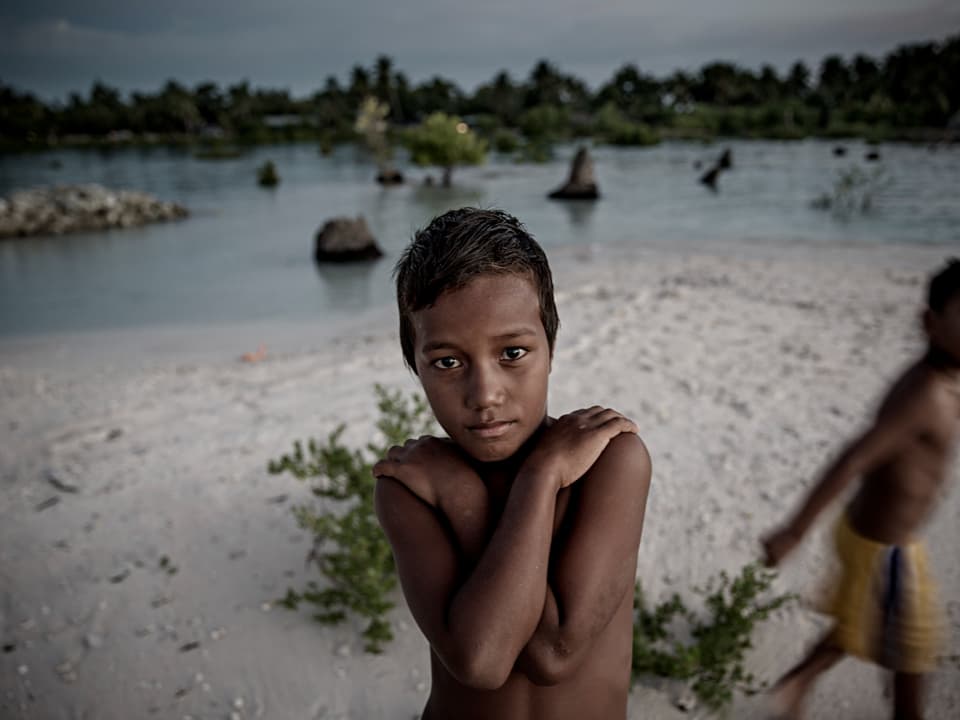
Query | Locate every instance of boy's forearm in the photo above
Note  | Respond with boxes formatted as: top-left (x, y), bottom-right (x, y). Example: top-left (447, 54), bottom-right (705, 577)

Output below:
top-left (515, 585), bottom-right (567, 683)
top-left (444, 469), bottom-right (559, 686)
top-left (439, 476), bottom-right (489, 564)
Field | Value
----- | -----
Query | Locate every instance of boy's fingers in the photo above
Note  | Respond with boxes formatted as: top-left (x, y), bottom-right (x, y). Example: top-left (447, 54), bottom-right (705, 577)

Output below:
top-left (372, 459), bottom-right (395, 478)
top-left (584, 409), bottom-right (638, 432)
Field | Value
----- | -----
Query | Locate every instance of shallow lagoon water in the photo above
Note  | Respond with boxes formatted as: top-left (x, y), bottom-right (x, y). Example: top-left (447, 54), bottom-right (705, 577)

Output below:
top-left (1, 139), bottom-right (957, 340)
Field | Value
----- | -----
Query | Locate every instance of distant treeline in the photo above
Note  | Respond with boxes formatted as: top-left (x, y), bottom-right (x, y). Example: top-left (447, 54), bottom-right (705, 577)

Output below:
top-left (1, 32), bottom-right (958, 151)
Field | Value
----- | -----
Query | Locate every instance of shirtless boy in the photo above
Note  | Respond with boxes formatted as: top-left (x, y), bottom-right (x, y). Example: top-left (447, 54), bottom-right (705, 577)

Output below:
top-left (373, 208), bottom-right (651, 720)
top-left (763, 258), bottom-right (960, 720)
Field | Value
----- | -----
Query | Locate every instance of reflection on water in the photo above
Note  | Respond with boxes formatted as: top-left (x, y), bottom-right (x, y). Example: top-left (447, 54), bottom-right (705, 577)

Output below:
top-left (408, 182), bottom-right (486, 218)
top-left (557, 200), bottom-right (597, 230)
top-left (1, 140), bottom-right (958, 337)
top-left (314, 259), bottom-right (384, 311)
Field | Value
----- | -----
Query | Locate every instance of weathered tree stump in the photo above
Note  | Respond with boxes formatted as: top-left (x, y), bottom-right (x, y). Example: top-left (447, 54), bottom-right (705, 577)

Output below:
top-left (548, 147), bottom-right (599, 200)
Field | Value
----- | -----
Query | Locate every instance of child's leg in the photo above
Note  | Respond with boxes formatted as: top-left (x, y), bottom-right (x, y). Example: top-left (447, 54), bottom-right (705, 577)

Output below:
top-left (892, 673), bottom-right (925, 720)
top-left (769, 634), bottom-right (844, 719)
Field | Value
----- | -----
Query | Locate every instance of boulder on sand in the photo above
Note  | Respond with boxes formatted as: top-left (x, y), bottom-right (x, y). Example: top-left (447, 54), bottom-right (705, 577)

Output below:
top-left (313, 215), bottom-right (384, 262)
top-left (548, 147), bottom-right (599, 200)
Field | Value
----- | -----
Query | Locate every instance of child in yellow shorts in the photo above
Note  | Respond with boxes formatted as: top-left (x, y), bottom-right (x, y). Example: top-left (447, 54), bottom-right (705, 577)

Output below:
top-left (763, 258), bottom-right (960, 719)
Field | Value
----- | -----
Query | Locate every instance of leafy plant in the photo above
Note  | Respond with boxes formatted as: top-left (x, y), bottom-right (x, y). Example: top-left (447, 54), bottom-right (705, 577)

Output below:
top-left (593, 102), bottom-right (660, 146)
top-left (403, 112), bottom-right (487, 186)
top-left (354, 96), bottom-right (395, 175)
top-left (268, 384), bottom-right (434, 652)
top-left (514, 138), bottom-right (554, 164)
top-left (632, 563), bottom-right (795, 712)
top-left (811, 165), bottom-right (888, 218)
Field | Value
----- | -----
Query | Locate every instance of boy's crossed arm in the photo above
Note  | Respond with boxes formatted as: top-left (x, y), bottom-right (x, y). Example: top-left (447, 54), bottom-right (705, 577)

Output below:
top-left (514, 430), bottom-right (650, 684)
top-left (374, 408), bottom-right (650, 689)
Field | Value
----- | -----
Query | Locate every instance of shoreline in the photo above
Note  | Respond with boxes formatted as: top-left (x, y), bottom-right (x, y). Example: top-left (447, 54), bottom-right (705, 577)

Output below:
top-left (1, 236), bottom-right (954, 374)
top-left (1, 240), bottom-right (958, 719)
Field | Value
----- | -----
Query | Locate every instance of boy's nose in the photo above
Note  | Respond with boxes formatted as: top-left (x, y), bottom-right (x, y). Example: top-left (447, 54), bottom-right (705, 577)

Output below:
top-left (466, 364), bottom-right (505, 410)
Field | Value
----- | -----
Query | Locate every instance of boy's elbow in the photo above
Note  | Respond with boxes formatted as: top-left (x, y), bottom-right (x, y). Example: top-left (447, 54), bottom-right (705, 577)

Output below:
top-left (520, 641), bottom-right (580, 686)
top-left (445, 645), bottom-right (514, 690)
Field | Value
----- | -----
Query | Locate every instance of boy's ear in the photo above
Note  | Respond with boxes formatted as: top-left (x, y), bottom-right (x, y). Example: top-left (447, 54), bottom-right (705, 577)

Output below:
top-left (922, 308), bottom-right (934, 337)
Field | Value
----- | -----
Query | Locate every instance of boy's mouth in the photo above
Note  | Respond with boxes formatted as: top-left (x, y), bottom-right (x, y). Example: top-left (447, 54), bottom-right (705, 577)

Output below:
top-left (467, 420), bottom-right (515, 439)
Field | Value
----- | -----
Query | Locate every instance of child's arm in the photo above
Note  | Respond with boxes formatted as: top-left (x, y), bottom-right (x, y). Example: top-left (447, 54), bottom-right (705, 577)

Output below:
top-left (374, 408), bottom-right (637, 690)
top-left (513, 431), bottom-right (651, 685)
top-left (763, 383), bottom-right (936, 565)
top-left (373, 436), bottom-right (489, 561)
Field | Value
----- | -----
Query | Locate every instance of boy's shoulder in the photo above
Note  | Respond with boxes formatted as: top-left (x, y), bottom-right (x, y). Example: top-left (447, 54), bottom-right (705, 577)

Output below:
top-left (573, 430), bottom-right (651, 494)
top-left (874, 360), bottom-right (960, 442)
top-left (885, 360), bottom-right (953, 411)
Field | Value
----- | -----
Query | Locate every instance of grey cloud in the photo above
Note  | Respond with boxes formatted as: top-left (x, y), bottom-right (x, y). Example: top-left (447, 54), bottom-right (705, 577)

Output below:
top-left (0, 0), bottom-right (955, 99)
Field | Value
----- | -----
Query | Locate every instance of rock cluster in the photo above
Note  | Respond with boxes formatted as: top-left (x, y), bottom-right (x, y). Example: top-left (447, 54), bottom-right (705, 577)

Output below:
top-left (0, 184), bottom-right (188, 239)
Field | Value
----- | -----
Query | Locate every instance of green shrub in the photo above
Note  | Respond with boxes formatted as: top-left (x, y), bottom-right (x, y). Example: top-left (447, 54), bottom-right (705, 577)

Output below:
top-left (593, 103), bottom-right (660, 146)
top-left (403, 112), bottom-right (487, 186)
top-left (811, 165), bottom-right (889, 218)
top-left (632, 563), bottom-right (795, 712)
top-left (491, 127), bottom-right (521, 154)
top-left (193, 143), bottom-right (244, 160)
top-left (518, 104), bottom-right (570, 141)
top-left (514, 138), bottom-right (554, 163)
top-left (268, 384), bottom-right (434, 652)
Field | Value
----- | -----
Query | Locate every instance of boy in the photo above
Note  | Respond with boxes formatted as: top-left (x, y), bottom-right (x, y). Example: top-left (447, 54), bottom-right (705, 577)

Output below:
top-left (763, 258), bottom-right (960, 720)
top-left (372, 208), bottom-right (651, 720)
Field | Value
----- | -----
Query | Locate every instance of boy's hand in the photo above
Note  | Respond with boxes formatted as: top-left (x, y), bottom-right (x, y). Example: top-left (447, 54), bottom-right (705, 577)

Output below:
top-left (373, 436), bottom-right (489, 561)
top-left (524, 407), bottom-right (639, 490)
top-left (762, 526), bottom-right (801, 566)
top-left (373, 435), bottom-right (469, 506)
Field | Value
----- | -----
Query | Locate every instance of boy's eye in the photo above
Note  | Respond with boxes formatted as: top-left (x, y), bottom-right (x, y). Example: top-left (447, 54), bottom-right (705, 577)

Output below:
top-left (432, 356), bottom-right (462, 370)
top-left (501, 347), bottom-right (528, 361)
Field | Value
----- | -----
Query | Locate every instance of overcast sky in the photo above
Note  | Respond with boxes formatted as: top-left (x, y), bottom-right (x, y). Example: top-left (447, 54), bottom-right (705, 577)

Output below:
top-left (1, 0), bottom-right (957, 101)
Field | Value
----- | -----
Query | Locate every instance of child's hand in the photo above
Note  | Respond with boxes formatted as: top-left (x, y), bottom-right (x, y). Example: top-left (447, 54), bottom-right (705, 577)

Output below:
top-left (524, 407), bottom-right (639, 490)
top-left (373, 435), bottom-right (471, 506)
top-left (762, 526), bottom-right (801, 566)
top-left (373, 436), bottom-right (489, 561)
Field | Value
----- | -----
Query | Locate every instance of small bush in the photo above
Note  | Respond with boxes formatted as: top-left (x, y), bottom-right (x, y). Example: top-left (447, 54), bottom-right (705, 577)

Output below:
top-left (593, 103), bottom-right (660, 146)
top-left (632, 563), bottom-right (795, 712)
top-left (514, 138), bottom-right (554, 163)
top-left (811, 165), bottom-right (889, 218)
top-left (491, 127), bottom-right (521, 154)
top-left (268, 384), bottom-right (434, 652)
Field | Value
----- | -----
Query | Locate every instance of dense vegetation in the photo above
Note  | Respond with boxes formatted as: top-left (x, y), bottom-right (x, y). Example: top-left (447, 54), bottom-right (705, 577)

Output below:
top-left (2, 33), bottom-right (958, 151)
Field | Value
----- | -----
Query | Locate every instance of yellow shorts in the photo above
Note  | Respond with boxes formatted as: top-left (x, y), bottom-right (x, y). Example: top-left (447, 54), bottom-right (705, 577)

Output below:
top-left (827, 514), bottom-right (944, 674)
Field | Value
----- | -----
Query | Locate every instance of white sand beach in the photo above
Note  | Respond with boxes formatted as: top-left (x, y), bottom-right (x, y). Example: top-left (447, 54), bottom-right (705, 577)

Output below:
top-left (1, 241), bottom-right (958, 719)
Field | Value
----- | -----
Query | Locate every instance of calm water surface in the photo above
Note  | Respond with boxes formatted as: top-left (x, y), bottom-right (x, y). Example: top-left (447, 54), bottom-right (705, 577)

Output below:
top-left (1, 140), bottom-right (957, 338)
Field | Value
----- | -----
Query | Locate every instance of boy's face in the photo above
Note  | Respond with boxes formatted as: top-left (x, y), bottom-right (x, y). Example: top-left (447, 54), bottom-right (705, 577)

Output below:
top-left (412, 273), bottom-right (551, 463)
top-left (927, 295), bottom-right (960, 364)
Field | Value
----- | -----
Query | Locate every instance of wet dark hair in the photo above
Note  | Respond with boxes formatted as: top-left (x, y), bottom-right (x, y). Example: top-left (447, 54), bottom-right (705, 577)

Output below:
top-left (394, 207), bottom-right (559, 374)
top-left (928, 258), bottom-right (960, 312)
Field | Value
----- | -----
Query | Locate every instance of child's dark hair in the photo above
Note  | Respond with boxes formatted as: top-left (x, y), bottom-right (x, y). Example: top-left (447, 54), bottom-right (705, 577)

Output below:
top-left (928, 258), bottom-right (960, 312)
top-left (394, 207), bottom-right (559, 374)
